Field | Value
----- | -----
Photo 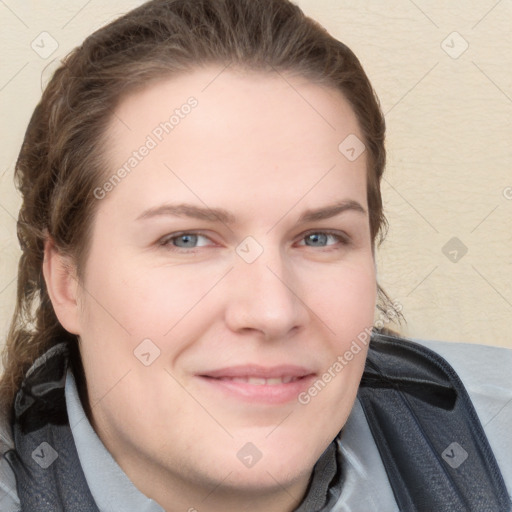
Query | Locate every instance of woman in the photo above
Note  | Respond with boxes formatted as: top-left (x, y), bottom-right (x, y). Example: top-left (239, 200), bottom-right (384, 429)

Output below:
top-left (0, 0), bottom-right (510, 510)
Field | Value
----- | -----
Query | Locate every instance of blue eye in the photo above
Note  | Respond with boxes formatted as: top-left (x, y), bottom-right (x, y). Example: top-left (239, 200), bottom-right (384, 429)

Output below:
top-left (174, 234), bottom-right (198, 248)
top-left (300, 231), bottom-right (348, 248)
top-left (304, 233), bottom-right (329, 247)
top-left (160, 232), bottom-right (212, 250)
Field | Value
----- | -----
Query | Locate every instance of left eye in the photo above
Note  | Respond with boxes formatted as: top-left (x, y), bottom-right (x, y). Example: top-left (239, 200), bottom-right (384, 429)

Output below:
top-left (298, 231), bottom-right (346, 248)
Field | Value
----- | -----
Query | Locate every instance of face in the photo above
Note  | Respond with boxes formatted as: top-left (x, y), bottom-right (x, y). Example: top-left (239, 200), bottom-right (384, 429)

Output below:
top-left (75, 67), bottom-right (376, 508)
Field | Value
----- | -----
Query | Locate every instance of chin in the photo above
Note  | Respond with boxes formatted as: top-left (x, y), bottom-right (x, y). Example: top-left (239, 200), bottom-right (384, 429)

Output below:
top-left (206, 432), bottom-right (322, 490)
top-left (219, 458), bottom-right (314, 494)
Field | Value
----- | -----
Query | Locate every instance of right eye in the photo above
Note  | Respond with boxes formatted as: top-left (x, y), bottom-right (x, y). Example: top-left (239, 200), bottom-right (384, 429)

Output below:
top-left (158, 232), bottom-right (215, 252)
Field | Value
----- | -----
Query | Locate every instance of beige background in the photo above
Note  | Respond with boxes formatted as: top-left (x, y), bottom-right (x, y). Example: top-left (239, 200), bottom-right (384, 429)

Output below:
top-left (0, 0), bottom-right (511, 352)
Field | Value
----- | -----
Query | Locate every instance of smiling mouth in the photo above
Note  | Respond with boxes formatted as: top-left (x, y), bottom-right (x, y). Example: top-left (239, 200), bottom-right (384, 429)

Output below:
top-left (196, 367), bottom-right (315, 404)
top-left (206, 375), bottom-right (304, 385)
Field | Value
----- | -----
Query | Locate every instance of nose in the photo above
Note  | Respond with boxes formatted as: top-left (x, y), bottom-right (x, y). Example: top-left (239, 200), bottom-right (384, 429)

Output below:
top-left (224, 245), bottom-right (309, 340)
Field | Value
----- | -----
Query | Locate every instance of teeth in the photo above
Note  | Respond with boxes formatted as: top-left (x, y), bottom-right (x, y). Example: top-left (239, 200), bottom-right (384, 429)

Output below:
top-left (248, 377), bottom-right (267, 385)
top-left (218, 376), bottom-right (300, 385)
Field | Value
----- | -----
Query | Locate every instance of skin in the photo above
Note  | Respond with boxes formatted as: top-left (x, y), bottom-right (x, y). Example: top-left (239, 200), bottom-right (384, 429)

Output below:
top-left (44, 66), bottom-right (377, 512)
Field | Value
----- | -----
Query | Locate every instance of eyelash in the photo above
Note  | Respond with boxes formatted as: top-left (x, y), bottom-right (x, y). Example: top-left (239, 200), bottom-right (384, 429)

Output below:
top-left (157, 230), bottom-right (350, 253)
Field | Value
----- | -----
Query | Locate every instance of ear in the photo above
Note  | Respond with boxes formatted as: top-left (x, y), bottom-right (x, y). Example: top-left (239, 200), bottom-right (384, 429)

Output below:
top-left (42, 237), bottom-right (81, 335)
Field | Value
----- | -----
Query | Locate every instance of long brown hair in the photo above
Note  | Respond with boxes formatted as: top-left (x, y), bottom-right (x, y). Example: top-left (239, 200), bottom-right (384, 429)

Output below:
top-left (1, 0), bottom-right (401, 413)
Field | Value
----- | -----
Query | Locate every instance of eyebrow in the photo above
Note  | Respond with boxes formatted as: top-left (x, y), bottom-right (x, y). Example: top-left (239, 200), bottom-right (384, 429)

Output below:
top-left (135, 200), bottom-right (367, 225)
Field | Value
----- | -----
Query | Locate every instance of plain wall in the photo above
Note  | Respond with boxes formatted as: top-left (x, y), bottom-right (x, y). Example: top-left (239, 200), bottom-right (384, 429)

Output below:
top-left (0, 0), bottom-right (511, 352)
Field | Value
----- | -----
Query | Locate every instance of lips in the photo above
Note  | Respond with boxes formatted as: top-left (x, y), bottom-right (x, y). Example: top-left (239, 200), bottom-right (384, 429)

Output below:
top-left (214, 375), bottom-right (301, 385)
top-left (199, 364), bottom-right (313, 381)
top-left (196, 365), bottom-right (316, 404)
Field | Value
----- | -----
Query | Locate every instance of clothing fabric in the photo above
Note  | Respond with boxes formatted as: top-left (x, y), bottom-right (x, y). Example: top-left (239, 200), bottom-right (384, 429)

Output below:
top-left (0, 337), bottom-right (511, 511)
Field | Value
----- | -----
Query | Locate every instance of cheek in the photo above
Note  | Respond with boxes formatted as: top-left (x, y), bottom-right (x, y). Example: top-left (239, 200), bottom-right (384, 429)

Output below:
top-left (298, 260), bottom-right (376, 417)
top-left (80, 252), bottom-right (222, 339)
top-left (76, 255), bottom-right (228, 403)
top-left (306, 258), bottom-right (377, 337)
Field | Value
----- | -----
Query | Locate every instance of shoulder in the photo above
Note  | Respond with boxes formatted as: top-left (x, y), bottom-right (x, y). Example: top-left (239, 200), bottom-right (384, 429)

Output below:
top-left (412, 338), bottom-right (512, 421)
top-left (0, 406), bottom-right (20, 512)
top-left (408, 337), bottom-right (512, 499)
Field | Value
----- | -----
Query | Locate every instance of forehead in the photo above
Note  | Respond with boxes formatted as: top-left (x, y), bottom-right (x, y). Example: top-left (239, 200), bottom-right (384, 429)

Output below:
top-left (101, 66), bottom-right (367, 222)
